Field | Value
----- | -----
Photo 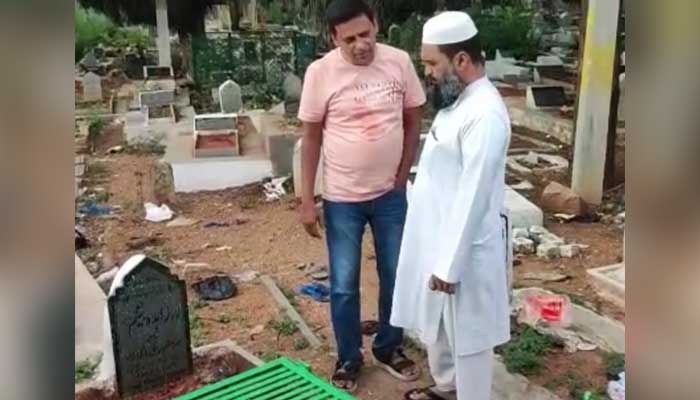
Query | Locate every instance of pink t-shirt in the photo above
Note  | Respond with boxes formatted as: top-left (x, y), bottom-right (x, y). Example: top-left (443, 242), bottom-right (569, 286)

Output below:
top-left (298, 43), bottom-right (426, 202)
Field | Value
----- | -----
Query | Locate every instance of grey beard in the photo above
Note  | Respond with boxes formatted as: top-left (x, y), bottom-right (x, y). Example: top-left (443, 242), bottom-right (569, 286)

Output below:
top-left (429, 72), bottom-right (465, 110)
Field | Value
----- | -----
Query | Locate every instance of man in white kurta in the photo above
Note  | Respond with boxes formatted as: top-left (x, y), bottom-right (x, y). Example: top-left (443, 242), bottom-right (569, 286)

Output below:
top-left (390, 11), bottom-right (512, 400)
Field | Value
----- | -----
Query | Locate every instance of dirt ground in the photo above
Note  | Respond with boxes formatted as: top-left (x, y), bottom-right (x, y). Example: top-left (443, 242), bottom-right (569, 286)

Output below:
top-left (77, 110), bottom-right (624, 399)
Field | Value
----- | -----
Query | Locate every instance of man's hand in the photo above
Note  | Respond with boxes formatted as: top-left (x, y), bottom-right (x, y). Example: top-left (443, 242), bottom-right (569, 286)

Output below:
top-left (429, 275), bottom-right (456, 294)
top-left (300, 202), bottom-right (323, 238)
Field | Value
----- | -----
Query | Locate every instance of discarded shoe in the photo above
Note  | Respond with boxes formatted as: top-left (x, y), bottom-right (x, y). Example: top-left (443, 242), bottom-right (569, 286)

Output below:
top-left (297, 283), bottom-right (330, 302)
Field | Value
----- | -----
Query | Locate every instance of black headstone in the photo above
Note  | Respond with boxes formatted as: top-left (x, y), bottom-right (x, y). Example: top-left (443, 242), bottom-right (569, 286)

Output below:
top-left (108, 257), bottom-right (192, 397)
top-left (531, 86), bottom-right (568, 108)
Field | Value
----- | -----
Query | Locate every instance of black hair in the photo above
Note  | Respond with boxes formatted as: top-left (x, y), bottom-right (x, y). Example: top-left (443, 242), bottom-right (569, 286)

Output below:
top-left (437, 33), bottom-right (485, 65)
top-left (326, 0), bottom-right (375, 35)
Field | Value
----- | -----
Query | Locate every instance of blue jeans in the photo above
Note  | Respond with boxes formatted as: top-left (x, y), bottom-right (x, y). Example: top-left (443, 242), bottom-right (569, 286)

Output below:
top-left (323, 188), bottom-right (407, 365)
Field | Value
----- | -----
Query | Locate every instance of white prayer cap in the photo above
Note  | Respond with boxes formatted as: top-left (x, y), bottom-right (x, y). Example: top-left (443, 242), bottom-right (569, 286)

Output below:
top-left (422, 11), bottom-right (478, 45)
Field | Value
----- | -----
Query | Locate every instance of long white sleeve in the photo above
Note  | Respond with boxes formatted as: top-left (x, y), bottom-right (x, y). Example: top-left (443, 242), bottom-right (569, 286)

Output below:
top-left (432, 112), bottom-right (508, 283)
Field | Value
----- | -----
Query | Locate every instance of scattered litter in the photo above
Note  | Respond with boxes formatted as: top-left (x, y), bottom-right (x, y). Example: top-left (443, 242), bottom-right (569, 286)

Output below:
top-left (607, 372), bottom-right (625, 400)
top-left (216, 245), bottom-right (232, 252)
top-left (204, 221), bottom-right (230, 228)
top-left (166, 216), bottom-right (198, 227)
top-left (144, 202), bottom-right (174, 222)
top-left (78, 201), bottom-right (112, 216)
top-left (192, 275), bottom-right (237, 301)
top-left (296, 263), bottom-right (307, 270)
top-left (511, 180), bottom-right (535, 191)
top-left (262, 177), bottom-right (289, 201)
top-left (520, 293), bottom-right (572, 328)
top-left (250, 324), bottom-right (265, 339)
top-left (361, 320), bottom-right (379, 336)
top-left (522, 272), bottom-right (570, 283)
top-left (577, 342), bottom-right (598, 351)
top-left (105, 145), bottom-right (124, 154)
top-left (232, 270), bottom-right (259, 283)
top-left (126, 236), bottom-right (162, 250)
top-left (306, 264), bottom-right (329, 281)
top-left (297, 282), bottom-right (330, 302)
top-left (173, 259), bottom-right (187, 266)
top-left (553, 213), bottom-right (577, 222)
top-left (201, 243), bottom-right (212, 249)
top-left (75, 225), bottom-right (89, 249)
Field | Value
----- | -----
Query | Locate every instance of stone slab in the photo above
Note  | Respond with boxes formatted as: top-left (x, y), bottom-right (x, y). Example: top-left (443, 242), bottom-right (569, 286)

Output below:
top-left (267, 134), bottom-right (298, 177)
top-left (75, 254), bottom-right (107, 363)
top-left (506, 97), bottom-right (573, 145)
top-left (514, 287), bottom-right (625, 353)
top-left (588, 263), bottom-right (625, 308)
top-left (526, 86), bottom-right (568, 110)
top-left (172, 158), bottom-right (273, 192)
top-left (139, 90), bottom-right (175, 108)
top-left (193, 113), bottom-right (238, 132)
top-left (504, 187), bottom-right (543, 229)
top-left (143, 65), bottom-right (174, 79)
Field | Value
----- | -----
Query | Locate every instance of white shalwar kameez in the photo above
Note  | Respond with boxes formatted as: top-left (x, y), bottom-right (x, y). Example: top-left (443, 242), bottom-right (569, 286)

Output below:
top-left (390, 76), bottom-right (512, 399)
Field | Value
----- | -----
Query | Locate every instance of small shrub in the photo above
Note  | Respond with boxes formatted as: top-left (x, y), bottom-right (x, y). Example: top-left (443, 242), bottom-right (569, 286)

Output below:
top-left (497, 326), bottom-right (557, 376)
top-left (87, 114), bottom-right (106, 152)
top-left (75, 355), bottom-right (102, 384)
top-left (189, 312), bottom-right (206, 347)
top-left (217, 313), bottom-right (233, 324)
top-left (261, 351), bottom-right (280, 362)
top-left (268, 315), bottom-right (298, 337)
top-left (124, 136), bottom-right (166, 155)
top-left (602, 352), bottom-right (625, 379)
top-left (471, 5), bottom-right (541, 61)
top-left (75, 5), bottom-right (115, 61)
top-left (293, 337), bottom-right (310, 351)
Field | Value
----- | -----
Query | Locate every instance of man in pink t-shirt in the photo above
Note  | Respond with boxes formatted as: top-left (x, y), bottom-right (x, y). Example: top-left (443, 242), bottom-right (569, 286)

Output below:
top-left (298, 0), bottom-right (426, 393)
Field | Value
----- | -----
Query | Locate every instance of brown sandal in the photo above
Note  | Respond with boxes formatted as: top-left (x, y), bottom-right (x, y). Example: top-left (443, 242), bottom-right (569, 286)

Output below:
top-left (373, 348), bottom-right (421, 381)
top-left (404, 386), bottom-right (454, 400)
top-left (330, 361), bottom-right (361, 393)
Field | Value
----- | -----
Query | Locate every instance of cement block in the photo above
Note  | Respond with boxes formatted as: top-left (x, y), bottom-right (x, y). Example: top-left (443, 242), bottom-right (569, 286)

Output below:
top-left (504, 187), bottom-right (543, 229)
top-left (513, 237), bottom-right (536, 254)
top-left (194, 113), bottom-right (238, 131)
top-left (293, 138), bottom-right (323, 198)
top-left (139, 90), bottom-right (175, 107)
top-left (588, 263), bottom-right (625, 308)
top-left (172, 159), bottom-right (272, 192)
top-left (537, 242), bottom-right (561, 259)
top-left (514, 287), bottom-right (625, 353)
top-left (75, 254), bottom-right (107, 362)
top-left (267, 134), bottom-right (298, 177)
top-left (560, 244), bottom-right (581, 258)
top-left (513, 227), bottom-right (530, 239)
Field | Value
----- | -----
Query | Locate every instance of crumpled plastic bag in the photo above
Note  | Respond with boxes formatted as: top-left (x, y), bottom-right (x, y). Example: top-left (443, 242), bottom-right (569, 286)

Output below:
top-left (607, 372), bottom-right (625, 400)
top-left (144, 202), bottom-right (174, 222)
top-left (521, 293), bottom-right (573, 327)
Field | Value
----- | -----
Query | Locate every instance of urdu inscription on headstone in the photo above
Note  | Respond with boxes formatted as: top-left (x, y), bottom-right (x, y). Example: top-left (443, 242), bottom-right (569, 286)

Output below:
top-left (108, 256), bottom-right (192, 397)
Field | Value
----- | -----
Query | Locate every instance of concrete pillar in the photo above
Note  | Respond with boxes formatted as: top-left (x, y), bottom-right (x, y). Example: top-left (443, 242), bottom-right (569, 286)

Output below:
top-left (571, 0), bottom-right (621, 205)
top-left (156, 0), bottom-right (172, 67)
top-left (249, 0), bottom-right (258, 30)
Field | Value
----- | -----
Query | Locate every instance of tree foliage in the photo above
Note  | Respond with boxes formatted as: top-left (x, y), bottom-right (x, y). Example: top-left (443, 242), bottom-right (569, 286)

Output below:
top-left (77, 0), bottom-right (219, 35)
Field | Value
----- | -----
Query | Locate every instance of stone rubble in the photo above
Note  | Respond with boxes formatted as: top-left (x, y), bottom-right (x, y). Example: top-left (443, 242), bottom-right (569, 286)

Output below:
top-left (512, 225), bottom-right (587, 260)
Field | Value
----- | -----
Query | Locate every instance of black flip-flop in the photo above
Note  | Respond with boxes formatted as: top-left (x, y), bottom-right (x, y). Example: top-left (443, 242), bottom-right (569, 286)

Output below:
top-left (331, 362), bottom-right (361, 393)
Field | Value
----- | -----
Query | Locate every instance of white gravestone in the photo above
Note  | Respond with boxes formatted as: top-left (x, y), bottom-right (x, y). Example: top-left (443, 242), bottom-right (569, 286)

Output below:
top-left (219, 80), bottom-right (243, 114)
top-left (83, 72), bottom-right (103, 102)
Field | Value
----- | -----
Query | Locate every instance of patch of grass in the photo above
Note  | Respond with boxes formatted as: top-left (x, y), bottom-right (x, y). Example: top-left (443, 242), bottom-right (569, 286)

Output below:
top-left (269, 315), bottom-right (298, 338)
top-left (190, 298), bottom-right (208, 310)
top-left (75, 355), bottom-right (102, 384)
top-left (602, 352), bottom-right (625, 379)
top-left (189, 312), bottom-right (206, 347)
top-left (124, 136), bottom-right (166, 155)
top-left (87, 161), bottom-right (109, 177)
top-left (280, 285), bottom-right (299, 308)
top-left (260, 351), bottom-right (280, 362)
top-left (87, 114), bottom-right (106, 152)
top-left (217, 313), bottom-right (233, 324)
top-left (91, 190), bottom-right (109, 203)
top-left (496, 326), bottom-right (557, 376)
top-left (293, 337), bottom-right (310, 351)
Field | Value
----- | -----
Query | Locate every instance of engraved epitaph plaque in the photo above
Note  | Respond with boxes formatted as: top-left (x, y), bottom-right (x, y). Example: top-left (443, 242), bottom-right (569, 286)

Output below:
top-left (108, 257), bottom-right (192, 397)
